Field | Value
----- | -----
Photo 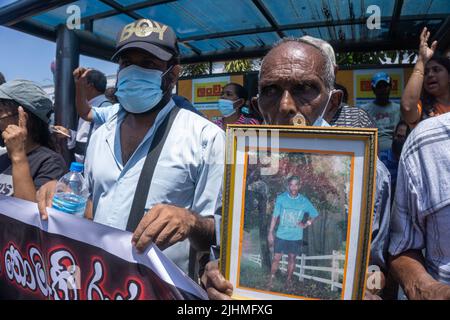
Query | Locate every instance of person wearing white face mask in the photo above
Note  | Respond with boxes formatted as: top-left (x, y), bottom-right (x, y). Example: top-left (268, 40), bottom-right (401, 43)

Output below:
top-left (201, 37), bottom-right (346, 300)
top-left (36, 19), bottom-right (225, 281)
top-left (214, 83), bottom-right (260, 130)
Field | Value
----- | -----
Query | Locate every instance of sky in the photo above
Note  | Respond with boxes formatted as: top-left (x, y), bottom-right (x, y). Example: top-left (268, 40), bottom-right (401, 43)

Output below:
top-left (0, 26), bottom-right (119, 86)
top-left (0, 25), bottom-right (227, 88)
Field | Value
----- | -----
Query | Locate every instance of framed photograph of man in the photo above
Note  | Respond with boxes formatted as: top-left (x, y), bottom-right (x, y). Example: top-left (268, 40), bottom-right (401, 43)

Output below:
top-left (220, 125), bottom-right (377, 300)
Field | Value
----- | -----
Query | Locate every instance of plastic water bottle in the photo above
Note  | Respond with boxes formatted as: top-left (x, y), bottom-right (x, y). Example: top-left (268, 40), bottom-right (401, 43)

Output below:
top-left (52, 162), bottom-right (88, 218)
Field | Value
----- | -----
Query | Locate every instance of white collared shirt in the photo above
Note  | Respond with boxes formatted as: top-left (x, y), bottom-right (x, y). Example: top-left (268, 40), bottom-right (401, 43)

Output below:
top-left (85, 100), bottom-right (225, 274)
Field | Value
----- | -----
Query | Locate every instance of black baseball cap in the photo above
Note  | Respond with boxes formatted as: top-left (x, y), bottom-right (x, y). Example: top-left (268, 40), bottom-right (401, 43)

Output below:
top-left (112, 18), bottom-right (179, 62)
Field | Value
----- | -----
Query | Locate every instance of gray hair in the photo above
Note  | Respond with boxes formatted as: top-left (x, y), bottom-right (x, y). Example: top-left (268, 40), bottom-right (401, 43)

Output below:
top-left (260, 36), bottom-right (336, 91)
top-left (299, 35), bottom-right (337, 67)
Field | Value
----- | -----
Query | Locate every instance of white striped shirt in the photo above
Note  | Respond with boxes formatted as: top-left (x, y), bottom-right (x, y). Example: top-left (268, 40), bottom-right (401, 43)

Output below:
top-left (389, 112), bottom-right (450, 284)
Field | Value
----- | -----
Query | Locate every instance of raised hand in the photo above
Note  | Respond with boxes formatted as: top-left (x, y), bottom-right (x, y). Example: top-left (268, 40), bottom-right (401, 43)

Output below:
top-left (73, 67), bottom-right (92, 91)
top-left (73, 67), bottom-right (95, 121)
top-left (419, 27), bottom-right (438, 63)
top-left (2, 106), bottom-right (28, 161)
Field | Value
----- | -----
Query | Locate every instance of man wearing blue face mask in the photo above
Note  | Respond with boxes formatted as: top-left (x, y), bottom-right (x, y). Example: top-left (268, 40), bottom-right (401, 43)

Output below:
top-left (214, 83), bottom-right (260, 130)
top-left (37, 19), bottom-right (225, 281)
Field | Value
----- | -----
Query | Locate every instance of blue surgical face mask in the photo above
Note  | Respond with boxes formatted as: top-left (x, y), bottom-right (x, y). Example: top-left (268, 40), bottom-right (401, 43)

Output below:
top-left (116, 65), bottom-right (171, 114)
top-left (313, 116), bottom-right (330, 127)
top-left (241, 106), bottom-right (249, 114)
top-left (218, 99), bottom-right (237, 117)
top-left (312, 89), bottom-right (338, 127)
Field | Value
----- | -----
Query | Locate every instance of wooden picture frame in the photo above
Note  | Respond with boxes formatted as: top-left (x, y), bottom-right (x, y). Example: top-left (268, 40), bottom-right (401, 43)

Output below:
top-left (220, 125), bottom-right (377, 300)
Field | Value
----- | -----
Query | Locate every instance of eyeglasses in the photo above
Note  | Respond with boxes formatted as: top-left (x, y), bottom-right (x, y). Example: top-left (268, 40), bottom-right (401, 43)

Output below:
top-left (0, 113), bottom-right (18, 120)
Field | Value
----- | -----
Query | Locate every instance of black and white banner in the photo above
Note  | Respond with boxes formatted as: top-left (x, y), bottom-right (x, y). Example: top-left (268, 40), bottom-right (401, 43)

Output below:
top-left (0, 195), bottom-right (207, 300)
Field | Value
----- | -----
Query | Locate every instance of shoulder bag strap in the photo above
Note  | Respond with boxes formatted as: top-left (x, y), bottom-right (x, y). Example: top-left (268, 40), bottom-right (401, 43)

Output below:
top-left (126, 106), bottom-right (181, 232)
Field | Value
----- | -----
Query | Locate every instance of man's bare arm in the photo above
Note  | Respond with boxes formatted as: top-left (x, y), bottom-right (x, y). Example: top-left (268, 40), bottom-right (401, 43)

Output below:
top-left (73, 67), bottom-right (94, 122)
top-left (188, 214), bottom-right (215, 252)
top-left (389, 250), bottom-right (450, 300)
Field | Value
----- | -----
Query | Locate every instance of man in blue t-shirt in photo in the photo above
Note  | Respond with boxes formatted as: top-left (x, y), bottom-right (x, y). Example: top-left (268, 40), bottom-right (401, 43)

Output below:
top-left (267, 176), bottom-right (319, 289)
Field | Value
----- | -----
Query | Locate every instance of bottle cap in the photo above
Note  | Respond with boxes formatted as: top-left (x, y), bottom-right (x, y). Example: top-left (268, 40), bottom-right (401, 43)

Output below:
top-left (70, 162), bottom-right (84, 173)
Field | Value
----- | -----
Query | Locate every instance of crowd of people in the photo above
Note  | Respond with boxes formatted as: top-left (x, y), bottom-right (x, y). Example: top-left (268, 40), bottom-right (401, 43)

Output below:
top-left (0, 18), bottom-right (449, 300)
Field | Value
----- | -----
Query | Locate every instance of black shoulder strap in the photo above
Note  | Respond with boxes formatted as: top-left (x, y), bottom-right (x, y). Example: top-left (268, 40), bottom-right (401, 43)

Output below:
top-left (73, 122), bottom-right (96, 161)
top-left (126, 106), bottom-right (181, 232)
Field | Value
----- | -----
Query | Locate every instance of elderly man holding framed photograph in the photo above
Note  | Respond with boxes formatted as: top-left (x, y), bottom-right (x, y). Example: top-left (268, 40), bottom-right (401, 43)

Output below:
top-left (202, 35), bottom-right (389, 300)
top-left (201, 36), bottom-right (343, 298)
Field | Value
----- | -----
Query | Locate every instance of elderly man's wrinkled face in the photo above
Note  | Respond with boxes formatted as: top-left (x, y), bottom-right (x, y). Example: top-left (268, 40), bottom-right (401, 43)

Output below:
top-left (257, 42), bottom-right (337, 126)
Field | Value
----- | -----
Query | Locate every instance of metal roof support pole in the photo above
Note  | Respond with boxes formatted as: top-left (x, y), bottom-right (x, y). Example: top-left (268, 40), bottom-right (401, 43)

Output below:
top-left (54, 25), bottom-right (79, 165)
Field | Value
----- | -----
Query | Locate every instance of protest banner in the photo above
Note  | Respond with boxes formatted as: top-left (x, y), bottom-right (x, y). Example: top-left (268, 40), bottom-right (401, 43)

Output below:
top-left (0, 195), bottom-right (207, 300)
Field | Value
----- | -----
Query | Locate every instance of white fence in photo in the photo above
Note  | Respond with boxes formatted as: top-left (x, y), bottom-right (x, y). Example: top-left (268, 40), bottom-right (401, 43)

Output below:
top-left (247, 251), bottom-right (345, 291)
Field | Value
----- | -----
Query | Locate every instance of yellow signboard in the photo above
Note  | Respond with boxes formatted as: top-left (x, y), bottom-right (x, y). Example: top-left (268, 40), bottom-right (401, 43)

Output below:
top-left (192, 76), bottom-right (230, 105)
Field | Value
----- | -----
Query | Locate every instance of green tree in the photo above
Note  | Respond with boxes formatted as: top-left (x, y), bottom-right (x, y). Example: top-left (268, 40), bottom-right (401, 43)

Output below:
top-left (180, 63), bottom-right (209, 77)
top-left (336, 50), bottom-right (417, 66)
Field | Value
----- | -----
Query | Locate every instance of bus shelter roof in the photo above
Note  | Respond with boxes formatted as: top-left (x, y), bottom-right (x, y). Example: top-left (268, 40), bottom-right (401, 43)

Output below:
top-left (1, 0), bottom-right (449, 63)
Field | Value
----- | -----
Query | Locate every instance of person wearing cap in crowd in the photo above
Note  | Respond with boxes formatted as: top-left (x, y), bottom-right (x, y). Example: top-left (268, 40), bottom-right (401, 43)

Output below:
top-left (214, 82), bottom-right (260, 130)
top-left (71, 37), bottom-right (202, 129)
top-left (360, 72), bottom-right (401, 153)
top-left (0, 80), bottom-right (66, 201)
top-left (52, 69), bottom-right (112, 163)
top-left (201, 36), bottom-right (390, 300)
top-left (36, 18), bottom-right (224, 280)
